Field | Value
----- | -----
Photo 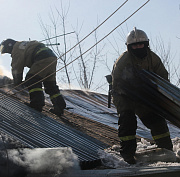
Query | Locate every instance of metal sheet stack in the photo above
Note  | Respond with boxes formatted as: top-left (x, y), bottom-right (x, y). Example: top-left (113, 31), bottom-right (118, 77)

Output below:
top-left (121, 69), bottom-right (180, 128)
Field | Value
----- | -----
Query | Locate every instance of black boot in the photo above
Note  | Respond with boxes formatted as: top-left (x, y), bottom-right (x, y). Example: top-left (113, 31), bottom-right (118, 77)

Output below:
top-left (122, 155), bottom-right (136, 164)
top-left (118, 111), bottom-right (137, 164)
top-left (25, 102), bottom-right (43, 112)
top-left (28, 89), bottom-right (45, 112)
top-left (50, 94), bottom-right (66, 116)
top-left (154, 135), bottom-right (173, 151)
top-left (120, 139), bottom-right (137, 164)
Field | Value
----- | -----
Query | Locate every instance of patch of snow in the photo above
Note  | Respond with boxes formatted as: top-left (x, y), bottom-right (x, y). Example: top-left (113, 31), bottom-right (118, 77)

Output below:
top-left (0, 132), bottom-right (80, 176)
top-left (99, 137), bottom-right (180, 168)
top-left (7, 147), bottom-right (80, 174)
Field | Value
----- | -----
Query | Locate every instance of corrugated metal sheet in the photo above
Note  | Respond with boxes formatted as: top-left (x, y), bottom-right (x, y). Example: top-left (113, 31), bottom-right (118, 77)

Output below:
top-left (0, 91), bottom-right (108, 169)
top-left (119, 69), bottom-right (180, 128)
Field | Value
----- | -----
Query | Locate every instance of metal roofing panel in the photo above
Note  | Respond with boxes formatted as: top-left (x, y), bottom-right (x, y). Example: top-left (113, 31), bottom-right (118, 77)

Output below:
top-left (0, 92), bottom-right (108, 167)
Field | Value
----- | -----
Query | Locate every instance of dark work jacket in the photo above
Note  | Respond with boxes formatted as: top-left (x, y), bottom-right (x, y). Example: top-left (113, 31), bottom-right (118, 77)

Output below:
top-left (112, 48), bottom-right (168, 96)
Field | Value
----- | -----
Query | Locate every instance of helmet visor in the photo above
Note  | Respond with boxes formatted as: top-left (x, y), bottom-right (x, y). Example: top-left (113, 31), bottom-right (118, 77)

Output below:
top-left (0, 44), bottom-right (5, 54)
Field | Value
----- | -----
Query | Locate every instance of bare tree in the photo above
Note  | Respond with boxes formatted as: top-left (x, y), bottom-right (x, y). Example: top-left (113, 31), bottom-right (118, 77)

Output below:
top-left (151, 37), bottom-right (180, 86)
top-left (39, 2), bottom-right (73, 87)
top-left (39, 2), bottom-right (104, 91)
top-left (72, 23), bottom-right (104, 90)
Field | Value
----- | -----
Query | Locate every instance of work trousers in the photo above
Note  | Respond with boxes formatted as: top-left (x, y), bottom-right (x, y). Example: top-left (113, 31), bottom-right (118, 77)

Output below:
top-left (113, 94), bottom-right (173, 158)
top-left (24, 56), bottom-right (66, 113)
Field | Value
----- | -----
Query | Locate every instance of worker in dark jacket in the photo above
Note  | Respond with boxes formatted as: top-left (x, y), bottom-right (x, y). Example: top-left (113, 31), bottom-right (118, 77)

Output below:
top-left (0, 39), bottom-right (66, 116)
top-left (112, 28), bottom-right (173, 164)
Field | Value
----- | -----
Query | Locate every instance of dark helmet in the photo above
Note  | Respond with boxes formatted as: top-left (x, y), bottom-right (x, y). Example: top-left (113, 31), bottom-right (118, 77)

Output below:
top-left (0, 39), bottom-right (17, 54)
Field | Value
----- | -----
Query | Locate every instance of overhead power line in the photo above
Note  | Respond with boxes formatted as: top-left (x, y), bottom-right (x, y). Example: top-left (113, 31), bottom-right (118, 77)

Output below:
top-left (54, 0), bottom-right (151, 81)
top-left (0, 0), bottom-right (129, 98)
top-left (0, 0), bottom-right (150, 99)
top-left (39, 31), bottom-right (75, 42)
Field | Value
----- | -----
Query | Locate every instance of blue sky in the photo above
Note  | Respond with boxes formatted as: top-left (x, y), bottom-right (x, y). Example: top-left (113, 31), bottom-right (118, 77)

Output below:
top-left (0, 0), bottom-right (179, 92)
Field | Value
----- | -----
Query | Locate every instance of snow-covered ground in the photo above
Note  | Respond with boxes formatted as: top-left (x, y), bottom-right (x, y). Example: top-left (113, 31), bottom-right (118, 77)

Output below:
top-left (99, 137), bottom-right (180, 168)
top-left (0, 132), bottom-right (80, 176)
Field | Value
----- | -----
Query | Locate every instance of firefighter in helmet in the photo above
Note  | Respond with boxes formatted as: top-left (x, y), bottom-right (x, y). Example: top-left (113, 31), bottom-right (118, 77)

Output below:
top-left (0, 39), bottom-right (66, 116)
top-left (112, 28), bottom-right (173, 164)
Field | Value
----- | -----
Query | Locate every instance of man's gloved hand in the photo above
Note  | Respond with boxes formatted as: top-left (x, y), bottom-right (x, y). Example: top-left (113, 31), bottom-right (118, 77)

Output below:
top-left (13, 73), bottom-right (26, 91)
top-left (13, 73), bottom-right (23, 86)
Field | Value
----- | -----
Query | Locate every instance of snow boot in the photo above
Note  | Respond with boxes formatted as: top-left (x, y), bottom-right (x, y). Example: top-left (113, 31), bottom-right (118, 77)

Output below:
top-left (123, 155), bottom-right (136, 164)
top-left (50, 94), bottom-right (66, 116)
top-left (24, 102), bottom-right (43, 112)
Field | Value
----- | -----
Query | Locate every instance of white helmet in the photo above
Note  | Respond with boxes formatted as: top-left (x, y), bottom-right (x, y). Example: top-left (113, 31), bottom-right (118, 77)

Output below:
top-left (126, 27), bottom-right (149, 45)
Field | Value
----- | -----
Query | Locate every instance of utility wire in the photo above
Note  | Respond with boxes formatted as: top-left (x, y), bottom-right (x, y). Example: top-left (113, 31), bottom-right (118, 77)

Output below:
top-left (51, 0), bottom-right (151, 82)
top-left (0, 0), bottom-right (150, 99)
top-left (39, 31), bottom-right (75, 42)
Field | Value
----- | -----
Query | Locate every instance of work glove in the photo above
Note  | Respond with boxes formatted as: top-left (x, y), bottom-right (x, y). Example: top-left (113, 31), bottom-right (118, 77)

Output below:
top-left (13, 73), bottom-right (23, 86)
